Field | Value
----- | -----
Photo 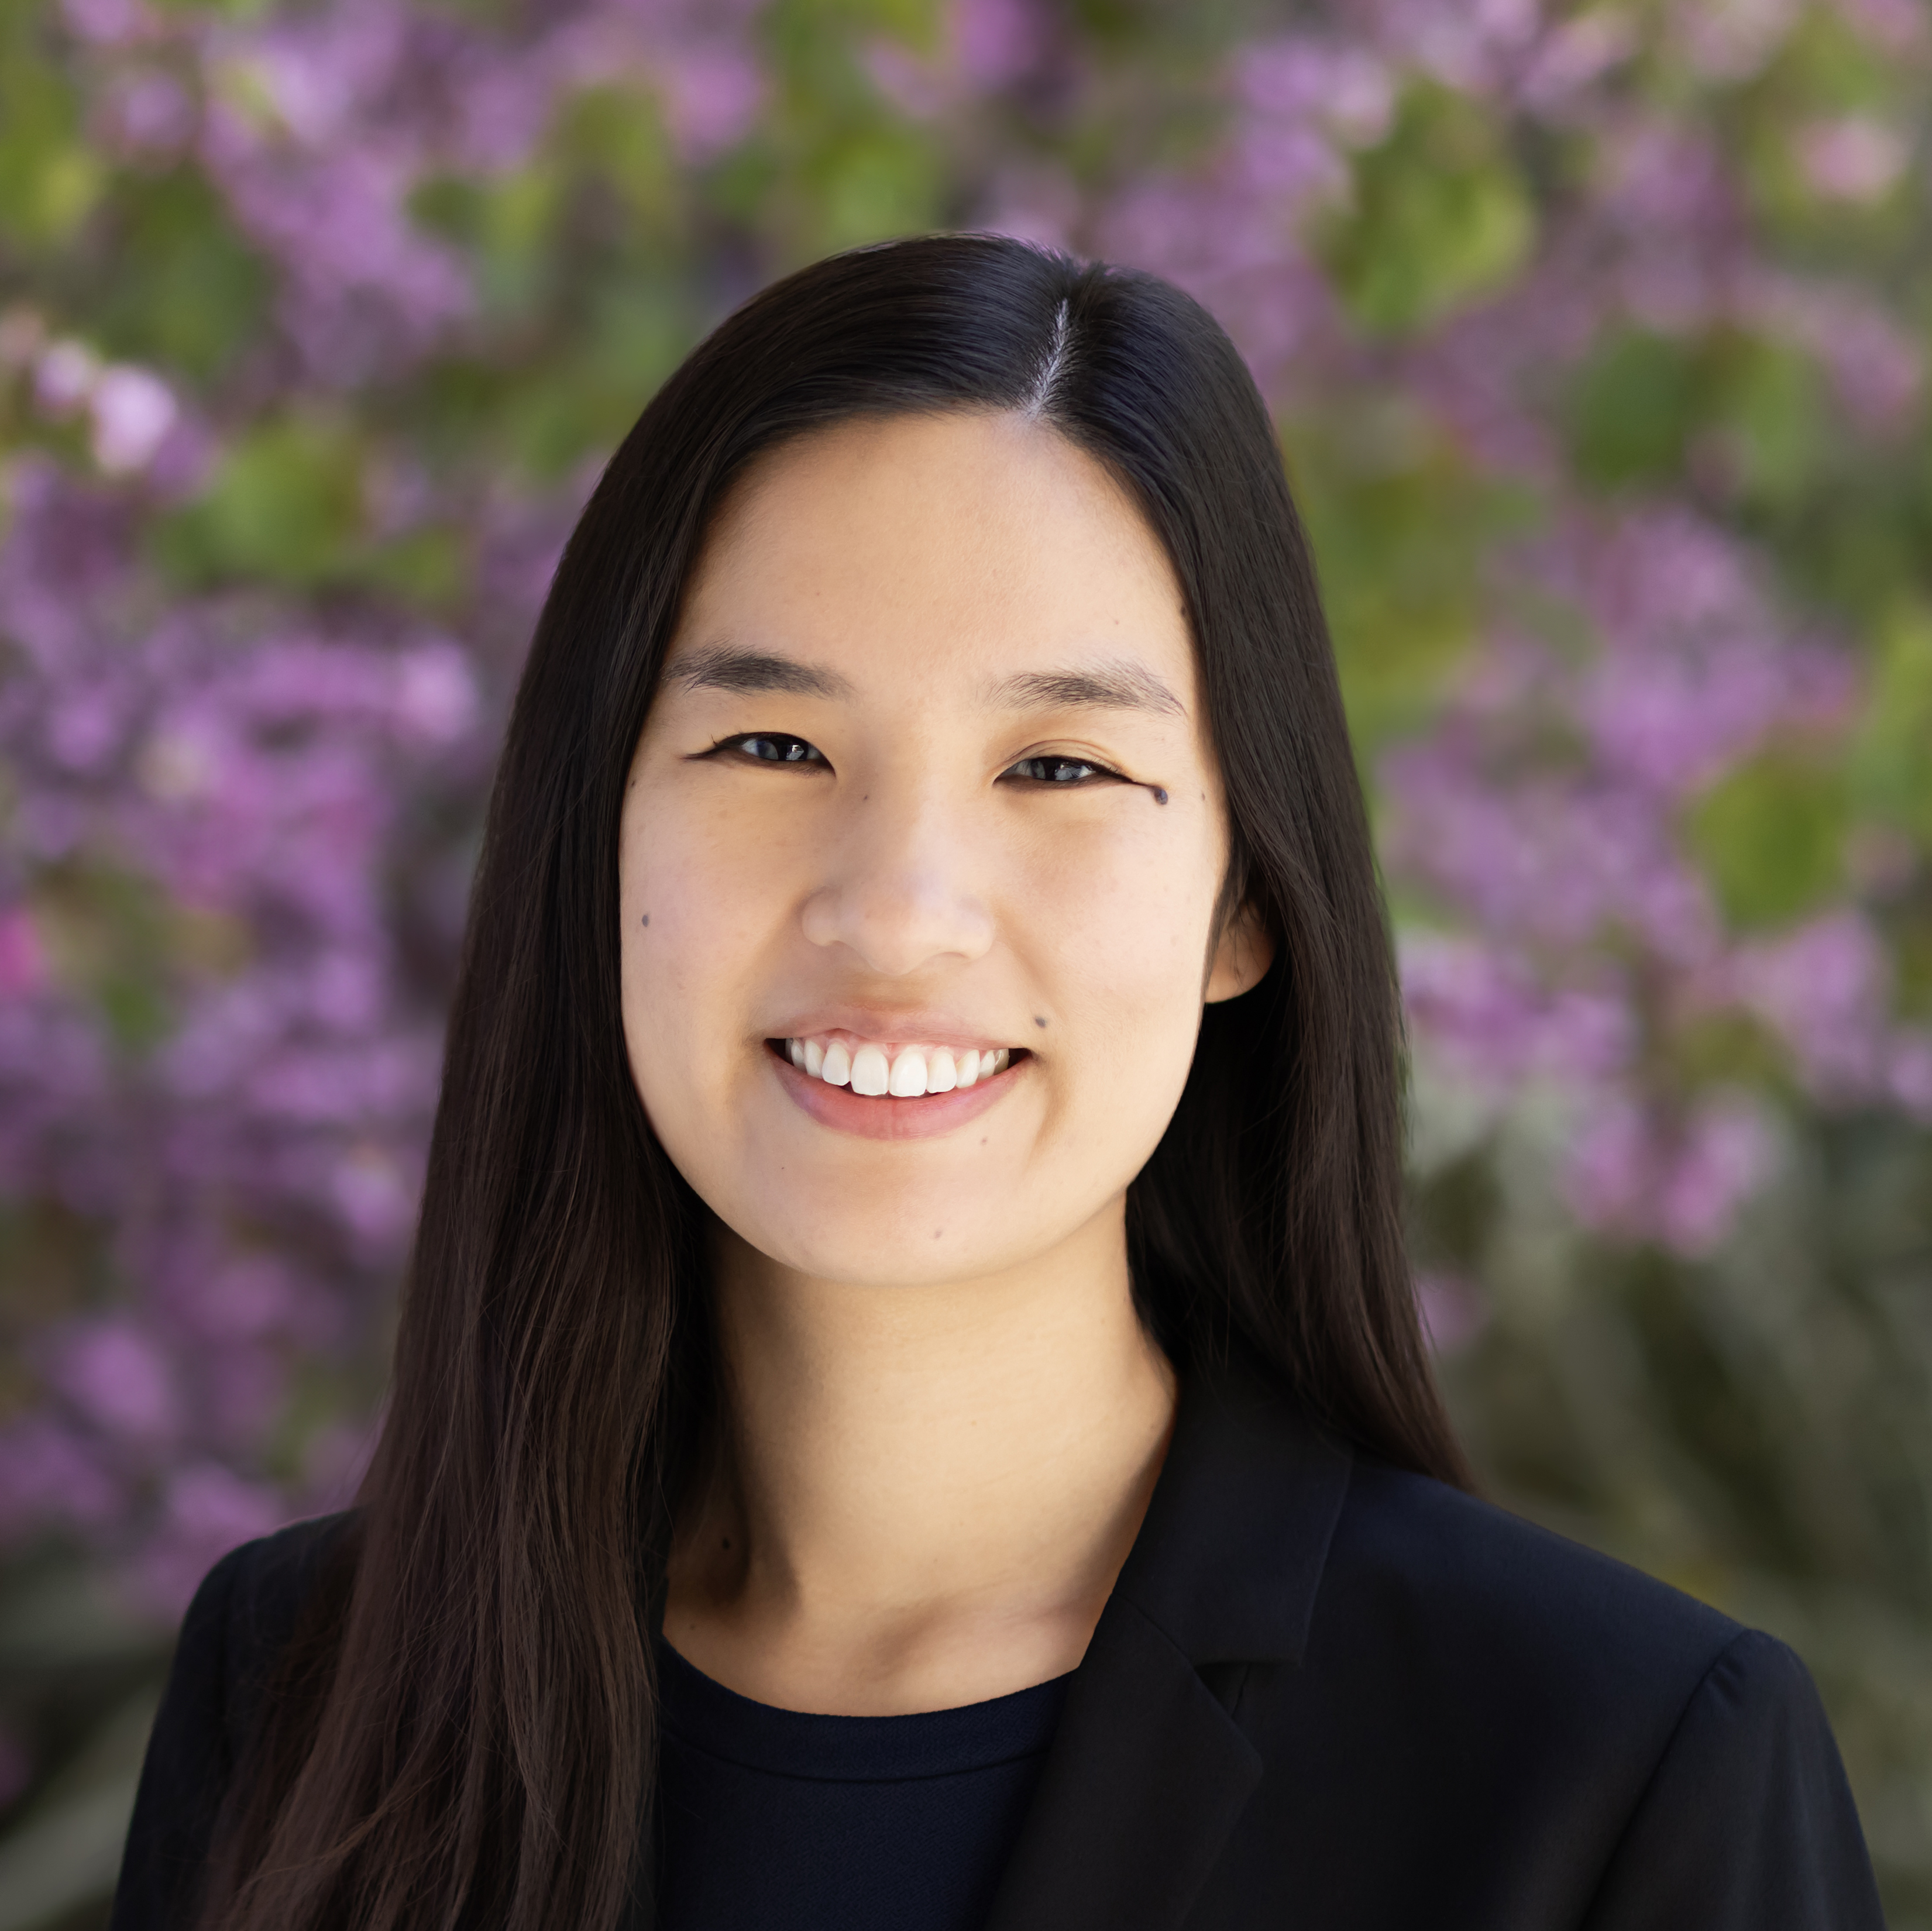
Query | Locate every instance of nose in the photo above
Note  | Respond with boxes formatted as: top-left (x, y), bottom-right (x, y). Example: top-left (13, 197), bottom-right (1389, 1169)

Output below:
top-left (799, 789), bottom-right (995, 976)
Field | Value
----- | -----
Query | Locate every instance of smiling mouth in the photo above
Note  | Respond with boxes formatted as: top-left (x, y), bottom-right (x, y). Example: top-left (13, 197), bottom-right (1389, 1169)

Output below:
top-left (768, 1034), bottom-right (1022, 1096)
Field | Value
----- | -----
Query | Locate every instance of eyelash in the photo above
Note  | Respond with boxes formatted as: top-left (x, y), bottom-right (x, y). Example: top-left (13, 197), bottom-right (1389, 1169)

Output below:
top-left (711, 732), bottom-right (826, 767)
top-left (706, 735), bottom-right (1126, 788)
top-left (1002, 755), bottom-right (1122, 787)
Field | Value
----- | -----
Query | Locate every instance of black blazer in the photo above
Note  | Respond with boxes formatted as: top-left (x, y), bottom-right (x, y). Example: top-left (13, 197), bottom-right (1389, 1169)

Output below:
top-left (114, 1362), bottom-right (1885, 1930)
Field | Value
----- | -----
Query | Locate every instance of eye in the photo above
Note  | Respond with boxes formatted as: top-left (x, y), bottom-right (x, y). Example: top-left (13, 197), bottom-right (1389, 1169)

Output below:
top-left (713, 732), bottom-right (828, 767)
top-left (1002, 755), bottom-right (1123, 787)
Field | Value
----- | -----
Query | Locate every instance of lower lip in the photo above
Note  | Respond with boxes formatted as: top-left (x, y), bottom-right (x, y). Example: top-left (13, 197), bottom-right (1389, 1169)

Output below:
top-left (769, 1046), bottom-right (1024, 1141)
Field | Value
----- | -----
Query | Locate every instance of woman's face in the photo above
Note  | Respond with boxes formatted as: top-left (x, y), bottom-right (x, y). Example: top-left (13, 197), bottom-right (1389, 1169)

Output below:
top-left (619, 410), bottom-right (1267, 1288)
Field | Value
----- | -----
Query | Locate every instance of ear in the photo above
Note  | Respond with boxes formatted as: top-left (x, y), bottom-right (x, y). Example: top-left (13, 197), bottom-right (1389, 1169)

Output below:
top-left (1205, 899), bottom-right (1274, 1004)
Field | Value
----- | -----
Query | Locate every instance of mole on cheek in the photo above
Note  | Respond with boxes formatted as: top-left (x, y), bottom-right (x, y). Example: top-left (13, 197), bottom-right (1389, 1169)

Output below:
top-left (641, 914), bottom-right (650, 928)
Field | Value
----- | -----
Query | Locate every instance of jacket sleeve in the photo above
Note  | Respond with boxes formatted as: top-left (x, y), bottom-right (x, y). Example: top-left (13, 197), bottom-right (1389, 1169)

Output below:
top-left (1580, 1627), bottom-right (1886, 1931)
top-left (108, 1544), bottom-right (249, 1931)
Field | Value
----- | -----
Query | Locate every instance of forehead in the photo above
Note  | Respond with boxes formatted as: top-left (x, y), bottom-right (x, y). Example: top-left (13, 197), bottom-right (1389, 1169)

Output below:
top-left (671, 411), bottom-right (1197, 705)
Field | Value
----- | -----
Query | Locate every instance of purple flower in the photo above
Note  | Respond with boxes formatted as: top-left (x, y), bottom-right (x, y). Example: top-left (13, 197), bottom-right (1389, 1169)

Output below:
top-left (1399, 932), bottom-right (1634, 1087)
top-left (1795, 116), bottom-right (1909, 204)
top-left (1235, 35), bottom-right (1393, 149)
top-left (657, 43), bottom-right (765, 159)
top-left (1564, 1093), bottom-right (1776, 1255)
top-left (1729, 913), bottom-right (1893, 1102)
top-left (1417, 1271), bottom-right (1490, 1355)
top-left (93, 68), bottom-right (199, 163)
top-left (0, 1417), bottom-right (124, 1538)
top-left (131, 1465), bottom-right (290, 1616)
top-left (1737, 271), bottom-right (1924, 431)
top-left (954, 0), bottom-right (1047, 90)
top-left (47, 1320), bottom-right (181, 1445)
top-left (60, 0), bottom-right (154, 49)
top-left (33, 340), bottom-right (99, 415)
top-left (1517, 9), bottom-right (1639, 116)
top-left (88, 366), bottom-right (180, 475)
top-left (0, 909), bottom-right (47, 997)
top-left (1670, 0), bottom-right (1802, 84)
top-left (392, 642), bottom-right (480, 746)
top-left (1889, 1034), bottom-right (1932, 1123)
top-left (1837, 0), bottom-right (1926, 53)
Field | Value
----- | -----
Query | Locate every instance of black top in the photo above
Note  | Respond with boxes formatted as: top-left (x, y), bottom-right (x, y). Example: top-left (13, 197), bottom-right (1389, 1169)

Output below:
top-left (654, 1639), bottom-right (1068, 1930)
top-left (111, 1360), bottom-right (1888, 1930)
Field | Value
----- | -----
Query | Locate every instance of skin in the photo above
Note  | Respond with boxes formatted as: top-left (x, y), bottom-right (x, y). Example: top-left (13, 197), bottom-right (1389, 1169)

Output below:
top-left (620, 410), bottom-right (1271, 1715)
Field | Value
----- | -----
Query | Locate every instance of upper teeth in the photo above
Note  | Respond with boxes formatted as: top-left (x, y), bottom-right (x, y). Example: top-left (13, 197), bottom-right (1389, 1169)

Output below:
top-left (783, 1036), bottom-right (1011, 1096)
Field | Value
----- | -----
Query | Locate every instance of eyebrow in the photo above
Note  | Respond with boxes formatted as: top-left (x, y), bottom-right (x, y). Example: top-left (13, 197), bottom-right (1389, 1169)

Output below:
top-left (984, 660), bottom-right (1185, 719)
top-left (666, 645), bottom-right (855, 700)
top-left (666, 643), bottom-right (1183, 718)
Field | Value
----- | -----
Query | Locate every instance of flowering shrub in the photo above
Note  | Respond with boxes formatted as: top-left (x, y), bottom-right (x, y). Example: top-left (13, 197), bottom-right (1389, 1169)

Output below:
top-left (1, 0), bottom-right (1929, 1919)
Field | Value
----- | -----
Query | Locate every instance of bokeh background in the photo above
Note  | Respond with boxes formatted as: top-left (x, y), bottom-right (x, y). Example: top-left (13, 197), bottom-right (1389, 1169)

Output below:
top-left (1, 0), bottom-right (1928, 1921)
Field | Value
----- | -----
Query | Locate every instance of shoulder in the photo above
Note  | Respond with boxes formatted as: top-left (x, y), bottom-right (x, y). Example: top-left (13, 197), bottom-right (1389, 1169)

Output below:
top-left (111, 1513), bottom-right (359, 1931)
top-left (1233, 1458), bottom-right (1882, 1922)
top-left (1335, 1457), bottom-right (1734, 1661)
top-left (1112, 1369), bottom-right (1882, 1925)
top-left (168, 1510), bottom-right (360, 1767)
top-left (1298, 1458), bottom-right (1857, 1848)
top-left (183, 1508), bottom-right (358, 1645)
top-left (1147, 1362), bottom-right (1745, 1727)
top-left (1315, 1460), bottom-right (1743, 1744)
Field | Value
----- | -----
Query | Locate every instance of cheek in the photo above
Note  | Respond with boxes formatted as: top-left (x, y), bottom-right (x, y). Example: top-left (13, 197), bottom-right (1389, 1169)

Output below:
top-left (1023, 814), bottom-right (1222, 1111)
top-left (617, 788), bottom-right (777, 1106)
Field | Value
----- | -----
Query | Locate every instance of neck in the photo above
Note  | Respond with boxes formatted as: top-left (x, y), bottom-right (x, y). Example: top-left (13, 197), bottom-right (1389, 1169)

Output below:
top-left (664, 1202), bottom-right (1175, 1715)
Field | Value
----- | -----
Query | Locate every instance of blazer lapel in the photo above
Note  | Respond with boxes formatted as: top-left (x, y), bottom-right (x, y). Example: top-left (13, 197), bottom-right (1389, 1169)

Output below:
top-left (984, 1358), bottom-right (1353, 1931)
top-left (982, 1593), bottom-right (1263, 1931)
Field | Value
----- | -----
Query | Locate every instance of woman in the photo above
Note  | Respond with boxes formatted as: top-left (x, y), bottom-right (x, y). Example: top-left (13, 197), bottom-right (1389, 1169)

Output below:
top-left (112, 235), bottom-right (1883, 1931)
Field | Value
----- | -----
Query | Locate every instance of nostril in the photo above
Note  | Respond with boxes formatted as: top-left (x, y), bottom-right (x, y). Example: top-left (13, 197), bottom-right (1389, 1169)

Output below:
top-left (797, 878), bottom-right (998, 973)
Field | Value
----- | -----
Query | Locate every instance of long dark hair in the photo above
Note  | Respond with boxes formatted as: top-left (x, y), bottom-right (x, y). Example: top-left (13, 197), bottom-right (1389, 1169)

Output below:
top-left (204, 233), bottom-right (1469, 1931)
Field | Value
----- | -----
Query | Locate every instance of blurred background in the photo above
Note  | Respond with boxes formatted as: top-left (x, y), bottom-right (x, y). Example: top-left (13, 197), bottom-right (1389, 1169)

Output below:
top-left (0, 0), bottom-right (1928, 1921)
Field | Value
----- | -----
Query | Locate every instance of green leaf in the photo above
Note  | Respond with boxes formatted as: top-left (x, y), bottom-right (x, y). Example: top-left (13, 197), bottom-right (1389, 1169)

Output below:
top-left (1294, 409), bottom-right (1534, 756)
top-left (1567, 327), bottom-right (1827, 507)
top-left (30, 866), bottom-right (178, 1054)
top-left (414, 167), bottom-right (561, 325)
top-left (807, 124), bottom-right (944, 252)
top-left (492, 276), bottom-right (695, 480)
top-left (1688, 751), bottom-right (1850, 930)
top-left (1851, 601), bottom-right (1932, 846)
top-left (1321, 82), bottom-right (1535, 338)
top-left (1706, 335), bottom-right (1827, 510)
top-left (153, 417), bottom-right (365, 590)
top-left (772, 0), bottom-right (943, 56)
top-left (754, 0), bottom-right (949, 258)
top-left (0, 6), bottom-right (102, 250)
top-left (1569, 331), bottom-right (1698, 493)
top-left (361, 526), bottom-right (468, 608)
top-left (557, 84), bottom-right (678, 225)
top-left (149, 0), bottom-right (271, 16)
top-left (92, 170), bottom-right (271, 385)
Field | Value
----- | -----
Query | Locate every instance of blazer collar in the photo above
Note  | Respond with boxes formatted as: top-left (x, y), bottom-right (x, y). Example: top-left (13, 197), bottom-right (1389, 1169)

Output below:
top-left (984, 1355), bottom-right (1353, 1931)
top-left (1111, 1352), bottom-right (1353, 1667)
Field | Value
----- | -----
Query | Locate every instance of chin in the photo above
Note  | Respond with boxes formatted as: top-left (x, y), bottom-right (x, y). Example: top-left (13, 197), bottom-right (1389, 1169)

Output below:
top-left (728, 1192), bottom-right (1034, 1289)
